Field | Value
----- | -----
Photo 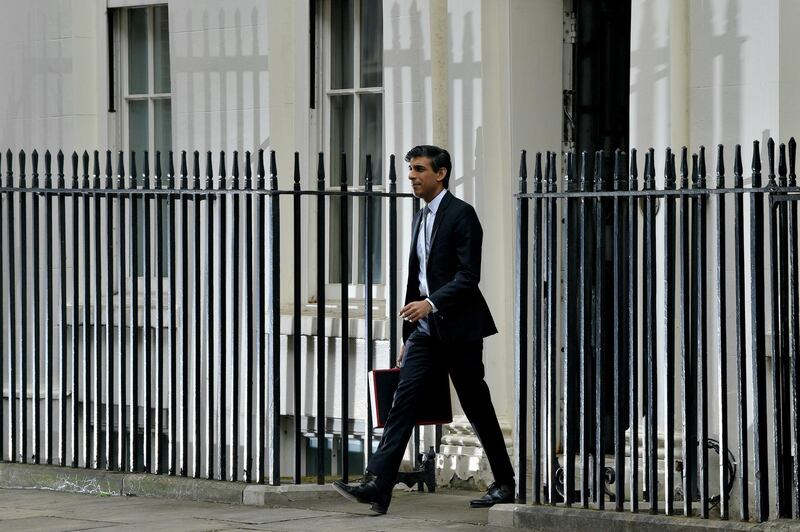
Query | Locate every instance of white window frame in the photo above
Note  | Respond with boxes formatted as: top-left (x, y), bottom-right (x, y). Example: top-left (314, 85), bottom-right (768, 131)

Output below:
top-left (319, 0), bottom-right (387, 306)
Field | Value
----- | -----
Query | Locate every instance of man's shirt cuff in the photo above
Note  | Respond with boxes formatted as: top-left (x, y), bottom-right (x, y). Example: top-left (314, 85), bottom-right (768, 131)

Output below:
top-left (425, 297), bottom-right (438, 313)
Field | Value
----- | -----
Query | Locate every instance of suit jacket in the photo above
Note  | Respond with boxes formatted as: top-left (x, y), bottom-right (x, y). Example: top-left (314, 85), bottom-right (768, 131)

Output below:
top-left (402, 191), bottom-right (497, 344)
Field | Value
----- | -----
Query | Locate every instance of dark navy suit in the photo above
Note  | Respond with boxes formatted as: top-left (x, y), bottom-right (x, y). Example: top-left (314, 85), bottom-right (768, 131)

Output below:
top-left (367, 191), bottom-right (514, 487)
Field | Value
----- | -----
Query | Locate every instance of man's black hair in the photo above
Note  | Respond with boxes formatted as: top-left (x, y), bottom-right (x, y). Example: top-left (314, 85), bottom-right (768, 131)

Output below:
top-left (405, 145), bottom-right (452, 189)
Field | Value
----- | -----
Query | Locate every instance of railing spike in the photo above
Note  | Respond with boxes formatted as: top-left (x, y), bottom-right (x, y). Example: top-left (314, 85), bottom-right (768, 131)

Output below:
top-left (292, 152), bottom-right (300, 186)
top-left (389, 153), bottom-right (397, 185)
top-left (45, 150), bottom-right (52, 187)
top-left (155, 151), bottom-right (162, 182)
top-left (767, 137), bottom-right (776, 186)
top-left (565, 151), bottom-right (574, 185)
top-left (579, 151), bottom-right (589, 186)
top-left (734, 145), bottom-right (743, 184)
top-left (58, 150), bottom-right (65, 188)
top-left (663, 147), bottom-right (673, 186)
top-left (778, 143), bottom-right (787, 179)
top-left (519, 149), bottom-right (528, 182)
top-left (698, 145), bottom-right (706, 187)
top-left (614, 148), bottom-right (624, 184)
top-left (219, 151), bottom-right (226, 184)
top-left (179, 151), bottom-right (188, 188)
top-left (365, 153), bottom-right (373, 184)
top-left (116, 151), bottom-right (124, 188)
top-left (129, 151), bottom-right (137, 187)
top-left (269, 150), bottom-right (278, 189)
top-left (93, 151), bottom-right (100, 185)
top-left (19, 149), bottom-right (27, 186)
top-left (752, 140), bottom-right (762, 174)
top-left (256, 149), bottom-right (265, 189)
top-left (168, 151), bottom-right (175, 185)
top-left (205, 151), bottom-right (213, 187)
top-left (245, 151), bottom-right (252, 187)
top-left (104, 150), bottom-right (112, 186)
top-left (72, 151), bottom-right (80, 187)
top-left (32, 149), bottom-right (39, 178)
top-left (716, 145), bottom-right (725, 187)
top-left (681, 147), bottom-right (689, 188)
top-left (192, 150), bottom-right (200, 180)
top-left (534, 152), bottom-right (543, 190)
top-left (5, 150), bottom-right (12, 185)
top-left (339, 152), bottom-right (347, 186)
top-left (789, 137), bottom-right (797, 180)
top-left (232, 151), bottom-right (240, 188)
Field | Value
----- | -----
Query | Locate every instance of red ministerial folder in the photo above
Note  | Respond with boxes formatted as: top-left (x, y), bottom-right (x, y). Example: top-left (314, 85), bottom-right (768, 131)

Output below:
top-left (368, 368), bottom-right (453, 429)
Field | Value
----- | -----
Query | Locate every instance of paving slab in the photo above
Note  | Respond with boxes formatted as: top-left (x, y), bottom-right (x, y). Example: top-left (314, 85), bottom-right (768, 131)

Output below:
top-left (0, 487), bottom-right (514, 532)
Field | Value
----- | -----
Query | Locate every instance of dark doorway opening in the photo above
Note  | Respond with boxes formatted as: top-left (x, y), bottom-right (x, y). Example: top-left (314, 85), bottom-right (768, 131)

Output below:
top-left (562, 0), bottom-right (632, 474)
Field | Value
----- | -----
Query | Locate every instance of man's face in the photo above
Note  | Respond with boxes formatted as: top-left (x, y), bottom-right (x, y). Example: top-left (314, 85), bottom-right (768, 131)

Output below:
top-left (407, 156), bottom-right (446, 202)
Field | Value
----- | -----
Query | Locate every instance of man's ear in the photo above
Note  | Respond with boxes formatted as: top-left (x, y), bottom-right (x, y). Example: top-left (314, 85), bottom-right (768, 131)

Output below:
top-left (435, 167), bottom-right (447, 183)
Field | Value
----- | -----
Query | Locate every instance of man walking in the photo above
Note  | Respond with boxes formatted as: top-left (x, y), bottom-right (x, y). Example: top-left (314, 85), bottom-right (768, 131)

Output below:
top-left (332, 145), bottom-right (515, 514)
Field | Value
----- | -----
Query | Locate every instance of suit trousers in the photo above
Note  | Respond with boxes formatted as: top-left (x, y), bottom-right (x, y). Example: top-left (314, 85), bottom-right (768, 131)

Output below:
top-left (367, 328), bottom-right (515, 487)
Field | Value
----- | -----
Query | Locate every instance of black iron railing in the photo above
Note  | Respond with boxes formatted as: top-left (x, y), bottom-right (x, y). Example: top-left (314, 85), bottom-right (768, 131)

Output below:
top-left (0, 148), bottom-right (420, 486)
top-left (514, 138), bottom-right (800, 522)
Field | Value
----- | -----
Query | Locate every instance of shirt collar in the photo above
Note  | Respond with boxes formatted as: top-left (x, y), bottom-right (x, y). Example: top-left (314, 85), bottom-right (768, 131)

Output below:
top-left (425, 188), bottom-right (448, 216)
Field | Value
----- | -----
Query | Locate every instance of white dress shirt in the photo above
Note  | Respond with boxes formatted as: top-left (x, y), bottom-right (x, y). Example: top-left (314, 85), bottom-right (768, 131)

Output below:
top-left (415, 188), bottom-right (447, 334)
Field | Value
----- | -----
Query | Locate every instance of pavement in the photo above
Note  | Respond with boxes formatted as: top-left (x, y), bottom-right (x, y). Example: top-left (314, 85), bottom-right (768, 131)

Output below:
top-left (0, 485), bottom-right (515, 532)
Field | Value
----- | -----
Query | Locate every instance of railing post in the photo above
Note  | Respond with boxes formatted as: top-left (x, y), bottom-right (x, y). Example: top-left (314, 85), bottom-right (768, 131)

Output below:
top-left (562, 151), bottom-right (576, 507)
top-left (628, 149), bottom-right (640, 513)
top-left (315, 152), bottom-right (326, 485)
top-left (644, 148), bottom-right (658, 514)
top-left (91, 151), bottom-right (101, 471)
top-left (750, 140), bottom-right (770, 522)
top-left (714, 144), bottom-right (729, 520)
top-left (115, 150), bottom-right (126, 472)
top-left (531, 153), bottom-right (543, 505)
top-left (612, 148), bottom-right (626, 512)
top-left (19, 150), bottom-right (28, 465)
top-left (45, 150), bottom-right (55, 466)
top-left (787, 138), bottom-right (800, 518)
top-left (733, 144), bottom-right (749, 521)
top-left (268, 150), bottom-right (281, 486)
top-left (339, 152), bottom-right (350, 483)
top-left (4, 149), bottom-right (15, 465)
top-left (663, 148), bottom-right (677, 516)
top-left (31, 150), bottom-right (41, 466)
top-left (592, 151), bottom-right (606, 510)
top-left (514, 149), bottom-right (528, 504)
top-left (217, 151), bottom-right (227, 481)
top-left (291, 153), bottom-right (302, 485)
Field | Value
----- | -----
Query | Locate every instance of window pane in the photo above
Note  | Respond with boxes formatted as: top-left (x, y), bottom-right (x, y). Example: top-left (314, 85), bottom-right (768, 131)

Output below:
top-left (359, 93), bottom-right (383, 185)
top-left (356, 197), bottom-right (383, 284)
top-left (129, 99), bottom-right (149, 174)
top-left (129, 99), bottom-right (148, 275)
top-left (128, 8), bottom-right (149, 95)
top-left (330, 95), bottom-right (353, 186)
top-left (331, 0), bottom-right (354, 90)
top-left (154, 99), bottom-right (172, 173)
top-left (153, 5), bottom-right (171, 94)
top-left (360, 0), bottom-right (382, 87)
top-left (328, 197), bottom-right (353, 284)
top-left (155, 98), bottom-right (172, 277)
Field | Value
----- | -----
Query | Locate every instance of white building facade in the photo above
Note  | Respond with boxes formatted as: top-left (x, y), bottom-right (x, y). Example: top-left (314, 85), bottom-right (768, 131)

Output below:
top-left (1, 0), bottom-right (799, 499)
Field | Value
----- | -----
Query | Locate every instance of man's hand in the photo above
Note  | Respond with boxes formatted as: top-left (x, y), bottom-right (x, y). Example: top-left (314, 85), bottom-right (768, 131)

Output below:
top-left (396, 343), bottom-right (405, 367)
top-left (399, 300), bottom-right (433, 323)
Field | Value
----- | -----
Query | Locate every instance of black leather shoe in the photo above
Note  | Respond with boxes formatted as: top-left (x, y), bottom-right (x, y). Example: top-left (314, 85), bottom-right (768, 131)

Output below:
top-left (332, 479), bottom-right (392, 514)
top-left (469, 482), bottom-right (515, 508)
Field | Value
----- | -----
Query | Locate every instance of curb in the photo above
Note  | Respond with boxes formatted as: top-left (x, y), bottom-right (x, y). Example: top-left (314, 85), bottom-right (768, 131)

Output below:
top-left (0, 462), bottom-right (341, 506)
top-left (488, 504), bottom-right (800, 531)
